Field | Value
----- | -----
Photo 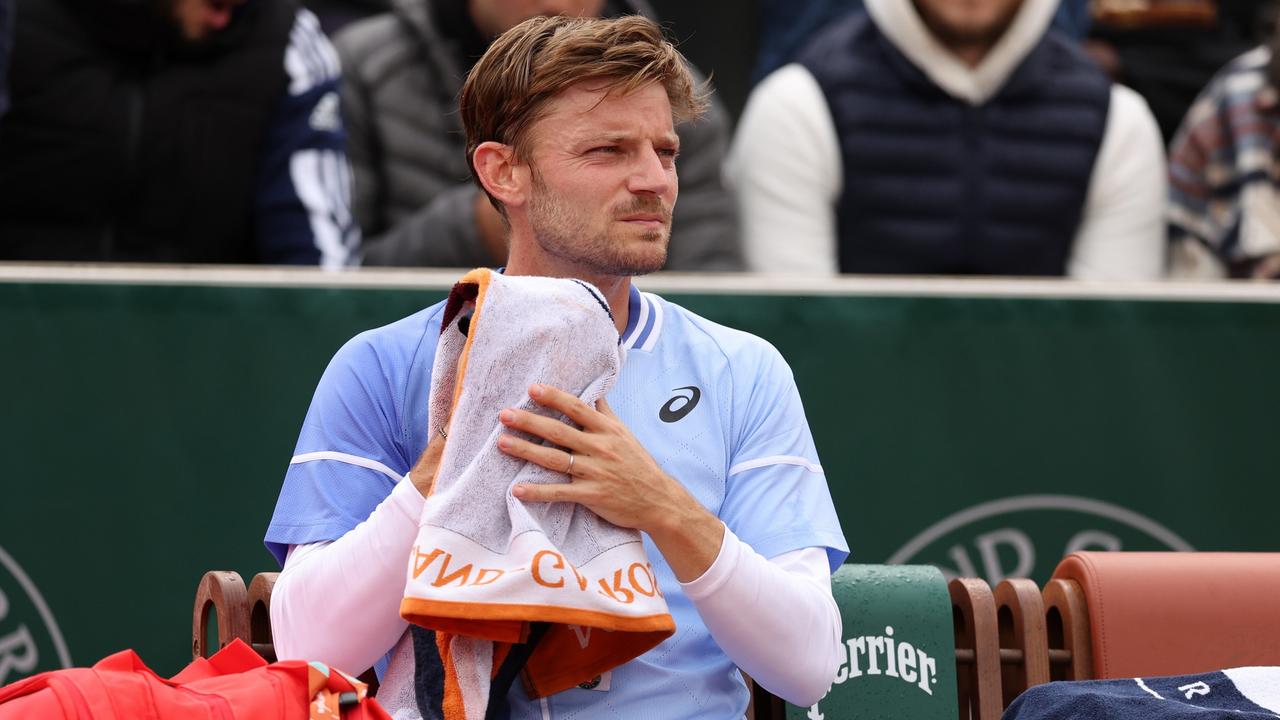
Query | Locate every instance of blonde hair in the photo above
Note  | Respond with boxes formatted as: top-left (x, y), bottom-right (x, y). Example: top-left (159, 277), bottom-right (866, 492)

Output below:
top-left (460, 14), bottom-right (707, 213)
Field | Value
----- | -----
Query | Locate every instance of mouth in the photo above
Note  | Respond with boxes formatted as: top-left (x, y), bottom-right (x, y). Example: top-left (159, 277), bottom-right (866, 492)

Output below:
top-left (618, 214), bottom-right (668, 228)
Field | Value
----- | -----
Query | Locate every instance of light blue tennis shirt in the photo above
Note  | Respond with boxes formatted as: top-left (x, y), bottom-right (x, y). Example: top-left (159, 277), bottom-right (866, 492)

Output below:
top-left (266, 284), bottom-right (849, 719)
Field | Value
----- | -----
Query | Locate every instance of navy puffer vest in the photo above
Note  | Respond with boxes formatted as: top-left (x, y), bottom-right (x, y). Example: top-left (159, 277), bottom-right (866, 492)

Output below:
top-left (798, 12), bottom-right (1110, 276)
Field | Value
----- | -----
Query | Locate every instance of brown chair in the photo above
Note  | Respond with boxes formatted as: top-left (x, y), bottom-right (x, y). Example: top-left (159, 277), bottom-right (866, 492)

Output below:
top-left (248, 572), bottom-right (279, 663)
top-left (203, 569), bottom-right (1006, 718)
top-left (1044, 551), bottom-right (1280, 680)
top-left (1042, 576), bottom-right (1091, 681)
top-left (949, 577), bottom-right (1004, 720)
top-left (194, 570), bottom-right (382, 694)
top-left (993, 578), bottom-right (1050, 706)
top-left (192, 570), bottom-right (250, 660)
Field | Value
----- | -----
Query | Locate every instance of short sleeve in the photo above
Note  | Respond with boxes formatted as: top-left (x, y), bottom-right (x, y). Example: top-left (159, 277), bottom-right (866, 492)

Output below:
top-left (264, 314), bottom-right (437, 564)
top-left (719, 342), bottom-right (849, 570)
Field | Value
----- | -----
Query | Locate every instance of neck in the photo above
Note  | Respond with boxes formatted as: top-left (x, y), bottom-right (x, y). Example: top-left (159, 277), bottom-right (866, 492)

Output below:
top-left (504, 242), bottom-right (633, 336)
top-left (946, 43), bottom-right (991, 68)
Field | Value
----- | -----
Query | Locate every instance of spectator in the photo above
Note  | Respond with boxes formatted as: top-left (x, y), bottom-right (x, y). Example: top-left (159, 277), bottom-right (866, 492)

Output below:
top-left (336, 0), bottom-right (741, 270)
top-left (0, 0), bottom-right (11, 119)
top-left (303, 0), bottom-right (388, 37)
top-left (730, 0), bottom-right (1167, 279)
top-left (0, 0), bottom-right (359, 266)
top-left (752, 0), bottom-right (1092, 84)
top-left (1168, 34), bottom-right (1280, 278)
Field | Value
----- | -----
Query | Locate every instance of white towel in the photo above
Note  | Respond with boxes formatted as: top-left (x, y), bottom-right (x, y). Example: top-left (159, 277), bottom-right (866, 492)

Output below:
top-left (400, 269), bottom-right (674, 719)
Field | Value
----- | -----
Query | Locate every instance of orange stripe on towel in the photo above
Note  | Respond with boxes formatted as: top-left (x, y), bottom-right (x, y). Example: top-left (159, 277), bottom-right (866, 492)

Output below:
top-left (400, 597), bottom-right (677, 635)
top-left (491, 642), bottom-right (513, 680)
top-left (448, 268), bottom-right (492, 436)
top-left (437, 632), bottom-right (467, 720)
top-left (423, 268), bottom-right (493, 503)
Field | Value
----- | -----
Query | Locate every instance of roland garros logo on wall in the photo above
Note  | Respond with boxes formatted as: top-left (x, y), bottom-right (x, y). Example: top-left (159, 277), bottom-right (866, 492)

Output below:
top-left (887, 495), bottom-right (1194, 584)
top-left (0, 544), bottom-right (71, 685)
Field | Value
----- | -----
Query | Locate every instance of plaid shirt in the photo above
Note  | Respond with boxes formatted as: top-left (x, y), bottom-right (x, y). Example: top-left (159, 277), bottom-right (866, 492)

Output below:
top-left (1168, 46), bottom-right (1280, 276)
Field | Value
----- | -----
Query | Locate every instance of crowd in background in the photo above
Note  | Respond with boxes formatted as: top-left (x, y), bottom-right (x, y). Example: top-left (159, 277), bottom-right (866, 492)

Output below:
top-left (0, 0), bottom-right (1278, 279)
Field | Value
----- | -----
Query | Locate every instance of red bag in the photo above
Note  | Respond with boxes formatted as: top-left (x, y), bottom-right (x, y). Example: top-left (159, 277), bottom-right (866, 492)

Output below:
top-left (0, 639), bottom-right (390, 720)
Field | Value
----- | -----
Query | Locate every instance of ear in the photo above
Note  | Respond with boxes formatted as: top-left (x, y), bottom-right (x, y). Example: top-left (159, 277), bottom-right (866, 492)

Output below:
top-left (473, 141), bottom-right (529, 209)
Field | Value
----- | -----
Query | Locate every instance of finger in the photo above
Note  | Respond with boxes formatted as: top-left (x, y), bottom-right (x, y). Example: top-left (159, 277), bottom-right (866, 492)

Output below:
top-left (410, 432), bottom-right (447, 496)
top-left (529, 384), bottom-right (604, 430)
top-left (498, 433), bottom-right (581, 475)
top-left (512, 481), bottom-right (583, 504)
top-left (499, 407), bottom-right (585, 449)
top-left (428, 429), bottom-right (447, 453)
top-left (595, 397), bottom-right (618, 419)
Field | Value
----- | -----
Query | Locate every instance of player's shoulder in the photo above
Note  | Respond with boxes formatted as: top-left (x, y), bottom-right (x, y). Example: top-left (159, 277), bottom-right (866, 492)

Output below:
top-left (645, 291), bottom-right (790, 374)
top-left (328, 301), bottom-right (447, 377)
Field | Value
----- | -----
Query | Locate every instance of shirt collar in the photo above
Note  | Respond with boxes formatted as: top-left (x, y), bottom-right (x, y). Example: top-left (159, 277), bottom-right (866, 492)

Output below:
top-left (619, 284), bottom-right (663, 352)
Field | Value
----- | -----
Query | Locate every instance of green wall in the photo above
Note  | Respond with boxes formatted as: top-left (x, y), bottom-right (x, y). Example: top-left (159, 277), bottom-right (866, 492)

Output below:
top-left (1, 275), bottom-right (1277, 683)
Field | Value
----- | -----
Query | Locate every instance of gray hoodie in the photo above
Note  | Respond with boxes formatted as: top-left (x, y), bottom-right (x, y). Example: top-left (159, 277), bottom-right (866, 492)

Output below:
top-left (336, 0), bottom-right (742, 269)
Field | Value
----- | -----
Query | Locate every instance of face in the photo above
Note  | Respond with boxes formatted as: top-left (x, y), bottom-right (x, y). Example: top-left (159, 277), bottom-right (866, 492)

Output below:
top-left (468, 0), bottom-right (606, 36)
top-left (912, 0), bottom-right (1024, 48)
top-left (519, 82), bottom-right (678, 277)
top-left (169, 0), bottom-right (246, 41)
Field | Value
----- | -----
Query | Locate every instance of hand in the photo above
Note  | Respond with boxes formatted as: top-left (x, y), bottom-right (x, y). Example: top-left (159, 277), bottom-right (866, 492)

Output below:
top-left (497, 383), bottom-right (724, 581)
top-left (408, 430), bottom-right (446, 498)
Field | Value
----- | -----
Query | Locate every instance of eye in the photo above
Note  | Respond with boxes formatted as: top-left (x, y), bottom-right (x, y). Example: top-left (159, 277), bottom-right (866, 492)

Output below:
top-left (589, 146), bottom-right (622, 155)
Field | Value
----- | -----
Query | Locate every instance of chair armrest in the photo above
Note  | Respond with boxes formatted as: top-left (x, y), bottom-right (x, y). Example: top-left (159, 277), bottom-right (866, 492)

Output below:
top-left (949, 577), bottom-right (1003, 720)
top-left (994, 578), bottom-right (1050, 705)
top-left (248, 572), bottom-right (279, 662)
top-left (1042, 577), bottom-right (1092, 681)
top-left (192, 570), bottom-right (249, 660)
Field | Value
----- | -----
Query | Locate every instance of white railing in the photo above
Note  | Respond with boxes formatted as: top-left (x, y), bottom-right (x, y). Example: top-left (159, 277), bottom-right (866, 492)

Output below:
top-left (3, 262), bottom-right (1280, 303)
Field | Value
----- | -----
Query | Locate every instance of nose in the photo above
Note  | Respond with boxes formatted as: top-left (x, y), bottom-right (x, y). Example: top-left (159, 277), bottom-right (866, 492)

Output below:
top-left (628, 146), bottom-right (674, 198)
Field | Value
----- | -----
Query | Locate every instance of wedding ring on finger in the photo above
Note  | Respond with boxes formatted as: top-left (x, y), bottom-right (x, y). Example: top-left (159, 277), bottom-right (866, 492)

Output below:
top-left (565, 451), bottom-right (575, 476)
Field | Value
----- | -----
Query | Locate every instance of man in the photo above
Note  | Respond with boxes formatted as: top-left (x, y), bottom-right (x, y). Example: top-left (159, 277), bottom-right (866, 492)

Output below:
top-left (0, 0), bottom-right (11, 119)
top-left (729, 0), bottom-right (1168, 279)
top-left (266, 15), bottom-right (846, 718)
top-left (1167, 33), bottom-right (1280, 279)
top-left (751, 0), bottom-right (1090, 84)
top-left (0, 0), bottom-right (359, 265)
top-left (334, 0), bottom-right (741, 270)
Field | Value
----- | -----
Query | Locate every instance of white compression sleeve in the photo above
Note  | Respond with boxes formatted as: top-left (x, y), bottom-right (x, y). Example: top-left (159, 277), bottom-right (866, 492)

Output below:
top-left (272, 475), bottom-right (425, 675)
top-left (277, 492), bottom-right (841, 706)
top-left (680, 524), bottom-right (841, 707)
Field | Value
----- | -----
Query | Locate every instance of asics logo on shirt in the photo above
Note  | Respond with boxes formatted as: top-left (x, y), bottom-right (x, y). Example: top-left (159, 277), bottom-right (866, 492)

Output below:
top-left (659, 386), bottom-right (701, 423)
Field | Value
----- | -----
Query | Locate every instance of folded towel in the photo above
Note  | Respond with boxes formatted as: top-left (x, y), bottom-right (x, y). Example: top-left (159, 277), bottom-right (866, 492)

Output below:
top-left (401, 269), bottom-right (675, 720)
top-left (1005, 667), bottom-right (1280, 719)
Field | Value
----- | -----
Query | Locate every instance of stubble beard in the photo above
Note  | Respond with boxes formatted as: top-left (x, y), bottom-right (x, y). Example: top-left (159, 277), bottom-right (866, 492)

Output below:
top-left (528, 181), bottom-right (670, 277)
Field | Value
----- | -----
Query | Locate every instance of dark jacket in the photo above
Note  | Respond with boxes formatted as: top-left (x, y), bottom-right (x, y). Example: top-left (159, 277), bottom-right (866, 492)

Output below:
top-left (335, 0), bottom-right (742, 270)
top-left (0, 0), bottom-right (12, 118)
top-left (0, 0), bottom-right (356, 264)
top-left (799, 12), bottom-right (1111, 275)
